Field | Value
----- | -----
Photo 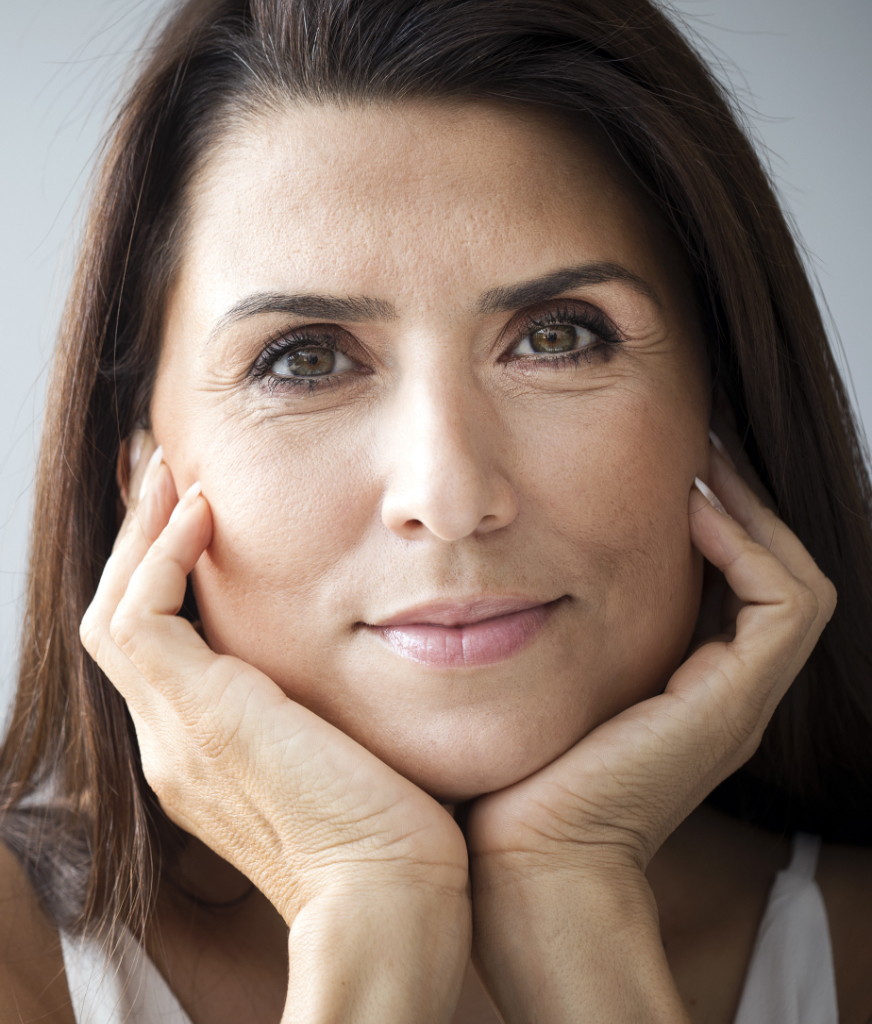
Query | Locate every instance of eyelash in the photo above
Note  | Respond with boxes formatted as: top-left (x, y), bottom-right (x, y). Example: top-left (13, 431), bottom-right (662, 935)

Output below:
top-left (502, 305), bottom-right (621, 370)
top-left (247, 304), bottom-right (622, 393)
top-left (249, 329), bottom-right (353, 393)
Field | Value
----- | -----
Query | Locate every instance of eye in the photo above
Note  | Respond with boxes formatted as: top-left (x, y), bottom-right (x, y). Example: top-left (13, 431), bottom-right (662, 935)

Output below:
top-left (270, 345), bottom-right (355, 378)
top-left (511, 322), bottom-right (599, 357)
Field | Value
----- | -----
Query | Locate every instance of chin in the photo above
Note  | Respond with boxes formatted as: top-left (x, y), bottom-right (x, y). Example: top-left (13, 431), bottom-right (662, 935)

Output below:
top-left (390, 757), bottom-right (547, 805)
top-left (347, 705), bottom-right (591, 804)
top-left (413, 767), bottom-right (542, 805)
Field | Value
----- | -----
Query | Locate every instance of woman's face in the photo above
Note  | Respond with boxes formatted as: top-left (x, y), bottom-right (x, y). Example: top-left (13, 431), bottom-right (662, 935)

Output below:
top-left (152, 100), bottom-right (710, 802)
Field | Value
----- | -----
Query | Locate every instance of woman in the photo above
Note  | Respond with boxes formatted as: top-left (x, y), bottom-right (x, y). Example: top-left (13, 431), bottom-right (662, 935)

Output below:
top-left (1, 0), bottom-right (871, 1021)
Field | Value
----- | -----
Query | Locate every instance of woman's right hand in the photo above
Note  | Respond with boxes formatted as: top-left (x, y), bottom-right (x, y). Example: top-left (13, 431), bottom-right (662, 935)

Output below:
top-left (80, 433), bottom-right (470, 1023)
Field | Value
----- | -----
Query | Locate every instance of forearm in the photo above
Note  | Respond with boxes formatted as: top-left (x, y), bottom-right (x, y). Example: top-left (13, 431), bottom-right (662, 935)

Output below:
top-left (471, 859), bottom-right (689, 1024)
top-left (283, 885), bottom-right (471, 1024)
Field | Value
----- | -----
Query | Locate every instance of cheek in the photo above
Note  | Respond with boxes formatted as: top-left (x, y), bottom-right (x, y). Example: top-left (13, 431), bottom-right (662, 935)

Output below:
top-left (158, 405), bottom-right (378, 666)
top-left (535, 383), bottom-right (705, 690)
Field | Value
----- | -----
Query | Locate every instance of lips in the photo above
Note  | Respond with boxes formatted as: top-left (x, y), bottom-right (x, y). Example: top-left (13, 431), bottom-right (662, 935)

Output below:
top-left (365, 596), bottom-right (561, 667)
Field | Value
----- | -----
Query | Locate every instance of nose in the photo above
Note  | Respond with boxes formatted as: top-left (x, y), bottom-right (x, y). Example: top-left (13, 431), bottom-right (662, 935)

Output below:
top-left (379, 375), bottom-right (518, 542)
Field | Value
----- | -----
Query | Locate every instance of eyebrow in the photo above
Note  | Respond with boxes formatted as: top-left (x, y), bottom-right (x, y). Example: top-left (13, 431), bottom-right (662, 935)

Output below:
top-left (207, 292), bottom-right (398, 344)
top-left (208, 260), bottom-right (659, 344)
top-left (475, 261), bottom-right (661, 315)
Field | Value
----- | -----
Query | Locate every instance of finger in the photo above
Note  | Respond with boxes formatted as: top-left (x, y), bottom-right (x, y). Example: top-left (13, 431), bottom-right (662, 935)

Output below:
top-left (111, 442), bottom-right (163, 560)
top-left (109, 483), bottom-right (216, 692)
top-left (690, 484), bottom-right (832, 638)
top-left (706, 443), bottom-right (833, 608)
top-left (683, 488), bottom-right (835, 717)
top-left (106, 434), bottom-right (180, 598)
top-left (84, 482), bottom-right (213, 708)
top-left (81, 454), bottom-right (179, 678)
top-left (84, 457), bottom-right (177, 632)
top-left (689, 561), bottom-right (736, 650)
top-left (700, 432), bottom-right (834, 639)
top-left (111, 448), bottom-right (175, 552)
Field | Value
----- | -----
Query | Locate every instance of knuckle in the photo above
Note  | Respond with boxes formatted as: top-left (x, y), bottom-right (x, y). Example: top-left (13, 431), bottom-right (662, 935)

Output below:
top-left (80, 607), bottom-right (119, 673)
top-left (723, 700), bottom-right (760, 754)
top-left (137, 738), bottom-right (188, 813)
top-left (703, 658), bottom-right (772, 755)
top-left (743, 715), bottom-right (770, 757)
top-left (109, 604), bottom-right (142, 656)
top-left (79, 607), bottom-right (100, 654)
top-left (199, 727), bottom-right (237, 763)
top-left (784, 579), bottom-right (820, 631)
top-left (194, 703), bottom-right (242, 763)
top-left (733, 727), bottom-right (765, 770)
top-left (142, 759), bottom-right (181, 809)
top-left (819, 577), bottom-right (838, 621)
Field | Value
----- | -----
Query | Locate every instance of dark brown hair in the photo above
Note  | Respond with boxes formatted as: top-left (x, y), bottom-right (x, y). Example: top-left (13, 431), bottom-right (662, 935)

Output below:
top-left (2, 0), bottom-right (871, 941)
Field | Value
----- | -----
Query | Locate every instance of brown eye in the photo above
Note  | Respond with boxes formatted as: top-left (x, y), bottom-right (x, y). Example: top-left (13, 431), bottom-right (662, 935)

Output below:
top-left (529, 325), bottom-right (578, 353)
top-left (271, 345), bottom-right (353, 378)
top-left (511, 323), bottom-right (597, 358)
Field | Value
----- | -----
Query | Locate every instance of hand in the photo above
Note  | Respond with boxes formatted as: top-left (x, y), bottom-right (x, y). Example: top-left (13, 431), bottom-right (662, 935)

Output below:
top-left (465, 436), bottom-right (836, 1022)
top-left (468, 435), bottom-right (835, 869)
top-left (81, 433), bottom-right (470, 1022)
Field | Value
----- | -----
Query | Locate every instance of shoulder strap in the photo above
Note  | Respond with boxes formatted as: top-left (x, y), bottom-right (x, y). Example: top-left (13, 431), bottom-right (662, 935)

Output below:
top-left (786, 832), bottom-right (822, 883)
top-left (0, 840), bottom-right (77, 1024)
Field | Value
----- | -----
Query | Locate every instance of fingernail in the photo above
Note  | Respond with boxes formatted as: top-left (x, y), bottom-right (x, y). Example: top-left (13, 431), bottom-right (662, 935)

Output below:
top-left (708, 429), bottom-right (737, 470)
top-left (128, 430), bottom-right (145, 474)
top-left (694, 476), bottom-right (729, 516)
top-left (169, 481), bottom-right (203, 524)
top-left (138, 445), bottom-right (163, 502)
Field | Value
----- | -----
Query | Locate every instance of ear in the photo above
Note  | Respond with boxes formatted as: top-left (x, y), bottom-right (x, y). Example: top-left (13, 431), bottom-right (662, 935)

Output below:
top-left (117, 428), bottom-right (154, 507)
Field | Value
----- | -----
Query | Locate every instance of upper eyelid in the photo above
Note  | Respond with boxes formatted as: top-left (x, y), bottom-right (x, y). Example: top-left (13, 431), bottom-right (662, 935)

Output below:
top-left (266, 323), bottom-right (347, 349)
top-left (502, 301), bottom-right (622, 349)
top-left (249, 325), bottom-right (357, 375)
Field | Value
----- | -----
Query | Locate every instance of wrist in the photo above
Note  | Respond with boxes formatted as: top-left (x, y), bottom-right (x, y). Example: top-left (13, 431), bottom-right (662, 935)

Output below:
top-left (283, 882), bottom-right (471, 1024)
top-left (253, 832), bottom-right (470, 929)
top-left (471, 860), bottom-right (688, 1024)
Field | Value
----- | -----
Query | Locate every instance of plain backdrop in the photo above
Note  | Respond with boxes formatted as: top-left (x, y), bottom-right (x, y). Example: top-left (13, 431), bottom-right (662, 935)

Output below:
top-left (1, 0), bottom-right (870, 717)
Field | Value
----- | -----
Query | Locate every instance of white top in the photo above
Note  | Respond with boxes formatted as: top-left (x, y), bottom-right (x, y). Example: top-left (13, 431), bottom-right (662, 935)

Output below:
top-left (733, 833), bottom-right (838, 1024)
top-left (61, 833), bottom-right (838, 1024)
top-left (60, 929), bottom-right (192, 1024)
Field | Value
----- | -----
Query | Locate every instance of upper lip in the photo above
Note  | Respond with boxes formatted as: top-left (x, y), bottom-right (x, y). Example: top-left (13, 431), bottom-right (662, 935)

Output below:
top-left (369, 596), bottom-right (555, 628)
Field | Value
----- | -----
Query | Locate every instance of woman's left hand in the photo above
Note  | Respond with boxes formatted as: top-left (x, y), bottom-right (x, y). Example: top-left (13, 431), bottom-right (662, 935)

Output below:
top-left (465, 439), bottom-right (837, 1023)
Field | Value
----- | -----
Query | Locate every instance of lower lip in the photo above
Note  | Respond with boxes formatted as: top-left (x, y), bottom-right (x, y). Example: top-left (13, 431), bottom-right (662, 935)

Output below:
top-left (369, 603), bottom-right (555, 668)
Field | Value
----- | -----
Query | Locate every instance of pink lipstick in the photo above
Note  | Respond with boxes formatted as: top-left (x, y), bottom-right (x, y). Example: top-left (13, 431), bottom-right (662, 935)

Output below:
top-left (366, 597), bottom-right (559, 668)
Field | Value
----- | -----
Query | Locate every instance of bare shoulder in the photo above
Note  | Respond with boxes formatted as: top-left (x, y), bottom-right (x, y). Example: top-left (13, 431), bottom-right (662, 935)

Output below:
top-left (0, 839), bottom-right (74, 1024)
top-left (817, 841), bottom-right (872, 1024)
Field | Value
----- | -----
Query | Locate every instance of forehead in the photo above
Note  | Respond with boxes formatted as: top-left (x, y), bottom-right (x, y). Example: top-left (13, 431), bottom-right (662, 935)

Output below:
top-left (176, 99), bottom-right (687, 317)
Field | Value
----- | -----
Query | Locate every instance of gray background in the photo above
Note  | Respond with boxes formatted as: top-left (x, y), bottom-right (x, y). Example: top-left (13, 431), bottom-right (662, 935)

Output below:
top-left (2, 0), bottom-right (870, 718)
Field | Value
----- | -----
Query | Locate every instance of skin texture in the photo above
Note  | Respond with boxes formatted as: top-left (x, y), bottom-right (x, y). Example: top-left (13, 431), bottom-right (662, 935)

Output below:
top-left (151, 100), bottom-right (711, 801)
top-left (57, 98), bottom-right (849, 1024)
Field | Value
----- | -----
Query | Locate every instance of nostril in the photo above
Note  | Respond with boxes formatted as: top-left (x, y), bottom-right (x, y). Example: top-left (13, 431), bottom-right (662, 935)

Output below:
top-left (391, 517), bottom-right (426, 540)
